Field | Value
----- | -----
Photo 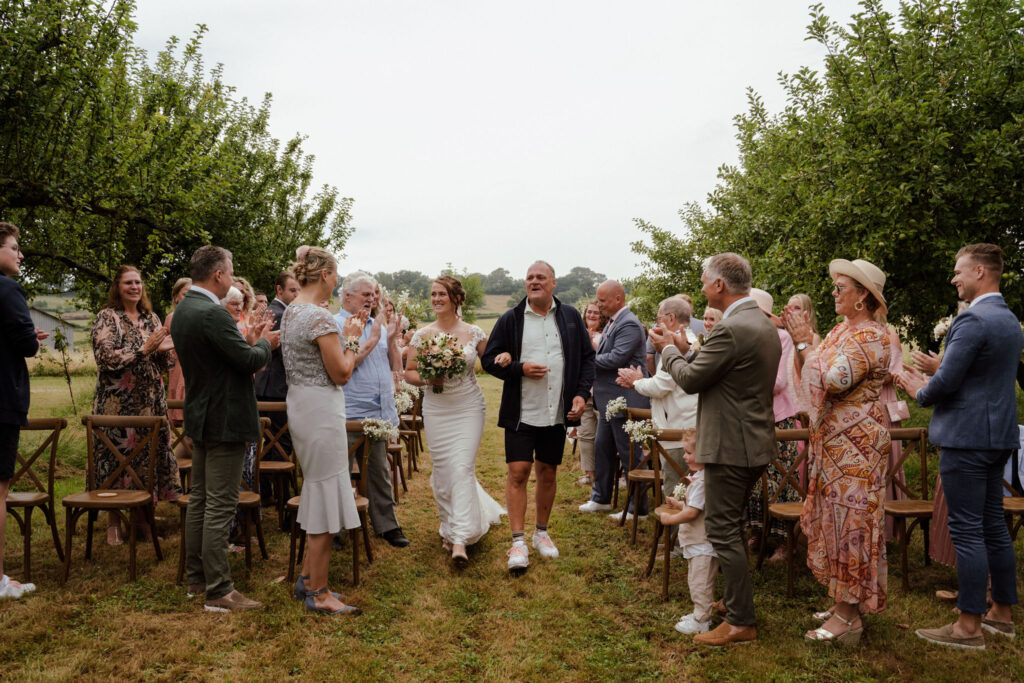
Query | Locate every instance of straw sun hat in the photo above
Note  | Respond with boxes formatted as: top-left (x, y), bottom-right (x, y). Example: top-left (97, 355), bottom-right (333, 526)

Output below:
top-left (828, 258), bottom-right (887, 316)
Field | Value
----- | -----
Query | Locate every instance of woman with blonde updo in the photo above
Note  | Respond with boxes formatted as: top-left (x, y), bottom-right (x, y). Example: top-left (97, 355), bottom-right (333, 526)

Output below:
top-left (280, 246), bottom-right (366, 615)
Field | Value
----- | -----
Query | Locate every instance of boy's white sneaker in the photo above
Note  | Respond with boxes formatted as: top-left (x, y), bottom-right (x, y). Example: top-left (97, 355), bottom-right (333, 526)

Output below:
top-left (578, 501), bottom-right (611, 513)
top-left (532, 531), bottom-right (559, 559)
top-left (674, 612), bottom-right (711, 635)
top-left (0, 575), bottom-right (34, 600)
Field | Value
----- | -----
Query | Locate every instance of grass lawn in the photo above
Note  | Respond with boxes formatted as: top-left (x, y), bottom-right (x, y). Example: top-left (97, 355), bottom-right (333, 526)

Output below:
top-left (2, 375), bottom-right (1023, 680)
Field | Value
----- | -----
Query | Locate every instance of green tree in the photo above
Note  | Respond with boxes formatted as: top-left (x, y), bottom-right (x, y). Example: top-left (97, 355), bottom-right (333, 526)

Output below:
top-left (374, 270), bottom-right (432, 298)
top-left (1, 0), bottom-right (352, 314)
top-left (631, 0), bottom-right (1024, 347)
top-left (441, 264), bottom-right (483, 323)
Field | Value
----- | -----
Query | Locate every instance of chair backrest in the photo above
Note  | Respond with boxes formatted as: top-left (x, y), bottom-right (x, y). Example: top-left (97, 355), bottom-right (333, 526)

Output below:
top-left (886, 427), bottom-right (930, 501)
top-left (346, 420), bottom-right (373, 496)
top-left (240, 418), bottom-right (270, 495)
top-left (766, 427), bottom-right (811, 503)
top-left (399, 393), bottom-right (423, 430)
top-left (256, 401), bottom-right (292, 463)
top-left (10, 418), bottom-right (67, 499)
top-left (165, 399), bottom-right (193, 460)
top-left (625, 408), bottom-right (654, 471)
top-left (649, 429), bottom-right (690, 507)
top-left (81, 415), bottom-right (164, 492)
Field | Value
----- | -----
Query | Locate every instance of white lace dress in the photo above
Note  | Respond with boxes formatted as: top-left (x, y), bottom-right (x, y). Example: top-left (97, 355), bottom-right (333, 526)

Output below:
top-left (412, 325), bottom-right (505, 546)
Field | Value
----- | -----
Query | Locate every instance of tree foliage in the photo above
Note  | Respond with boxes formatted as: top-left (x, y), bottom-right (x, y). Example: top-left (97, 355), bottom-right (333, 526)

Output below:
top-left (0, 0), bottom-right (352, 314)
top-left (630, 0), bottom-right (1024, 346)
top-left (374, 270), bottom-right (433, 299)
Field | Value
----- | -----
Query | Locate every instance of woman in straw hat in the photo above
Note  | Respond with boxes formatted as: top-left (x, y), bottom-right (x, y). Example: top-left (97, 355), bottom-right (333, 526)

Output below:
top-left (783, 259), bottom-right (892, 647)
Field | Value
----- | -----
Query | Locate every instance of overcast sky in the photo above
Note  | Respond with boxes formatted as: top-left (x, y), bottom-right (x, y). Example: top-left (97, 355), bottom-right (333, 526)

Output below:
top-left (133, 0), bottom-right (898, 281)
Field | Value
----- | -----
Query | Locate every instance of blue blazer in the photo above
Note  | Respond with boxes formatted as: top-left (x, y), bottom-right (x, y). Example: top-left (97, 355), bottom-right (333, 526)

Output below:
top-left (592, 307), bottom-right (650, 415)
top-left (917, 294), bottom-right (1023, 450)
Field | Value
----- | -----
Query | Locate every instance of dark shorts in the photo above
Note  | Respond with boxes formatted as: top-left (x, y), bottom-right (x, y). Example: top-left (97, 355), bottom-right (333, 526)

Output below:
top-left (0, 423), bottom-right (19, 481)
top-left (505, 423), bottom-right (566, 466)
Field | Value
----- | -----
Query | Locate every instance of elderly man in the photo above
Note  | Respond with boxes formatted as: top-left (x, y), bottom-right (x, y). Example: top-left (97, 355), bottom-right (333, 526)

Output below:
top-left (650, 253), bottom-right (780, 646)
top-left (645, 295), bottom-right (693, 377)
top-left (579, 280), bottom-right (650, 518)
top-left (336, 271), bottom-right (409, 548)
top-left (482, 261), bottom-right (595, 573)
top-left (898, 243), bottom-right (1022, 650)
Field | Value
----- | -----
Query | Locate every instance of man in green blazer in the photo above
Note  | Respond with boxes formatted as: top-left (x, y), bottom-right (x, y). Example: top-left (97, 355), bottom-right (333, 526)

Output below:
top-left (170, 245), bottom-right (276, 612)
top-left (650, 252), bottom-right (780, 646)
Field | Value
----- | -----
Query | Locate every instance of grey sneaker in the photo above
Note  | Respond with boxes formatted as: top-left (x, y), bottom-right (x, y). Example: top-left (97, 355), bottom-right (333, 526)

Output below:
top-left (204, 589), bottom-right (262, 613)
top-left (915, 623), bottom-right (985, 650)
top-left (981, 618), bottom-right (1015, 639)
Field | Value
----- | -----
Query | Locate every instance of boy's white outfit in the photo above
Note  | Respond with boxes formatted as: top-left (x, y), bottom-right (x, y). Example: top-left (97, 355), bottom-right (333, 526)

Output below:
top-left (675, 469), bottom-right (719, 633)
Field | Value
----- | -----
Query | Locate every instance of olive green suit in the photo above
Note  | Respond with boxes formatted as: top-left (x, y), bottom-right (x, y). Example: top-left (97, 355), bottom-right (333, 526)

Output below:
top-left (662, 298), bottom-right (780, 628)
top-left (170, 288), bottom-right (271, 599)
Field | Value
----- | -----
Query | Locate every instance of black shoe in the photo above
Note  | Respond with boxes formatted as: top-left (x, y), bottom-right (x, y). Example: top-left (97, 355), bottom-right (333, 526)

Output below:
top-left (381, 528), bottom-right (410, 547)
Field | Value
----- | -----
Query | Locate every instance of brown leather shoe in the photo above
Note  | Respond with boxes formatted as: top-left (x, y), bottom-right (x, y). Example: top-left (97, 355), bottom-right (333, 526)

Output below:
top-left (204, 590), bottom-right (262, 613)
top-left (693, 621), bottom-right (756, 646)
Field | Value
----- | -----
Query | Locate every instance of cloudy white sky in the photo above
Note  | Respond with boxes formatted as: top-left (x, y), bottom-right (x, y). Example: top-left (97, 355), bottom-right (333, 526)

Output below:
top-left (133, 1), bottom-right (898, 281)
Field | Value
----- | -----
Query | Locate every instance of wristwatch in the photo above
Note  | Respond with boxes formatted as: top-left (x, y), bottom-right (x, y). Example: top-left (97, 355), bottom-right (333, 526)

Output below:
top-left (796, 342), bottom-right (810, 352)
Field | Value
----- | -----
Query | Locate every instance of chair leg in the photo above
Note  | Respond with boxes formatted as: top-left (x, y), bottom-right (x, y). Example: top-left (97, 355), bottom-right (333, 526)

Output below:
top-left (176, 504), bottom-right (187, 585)
top-left (923, 519), bottom-right (931, 567)
top-left (897, 517), bottom-right (910, 592)
top-left (619, 482), bottom-right (631, 528)
top-left (243, 512), bottom-right (253, 570)
top-left (645, 519), bottom-right (661, 578)
top-left (255, 512), bottom-right (268, 560)
top-left (146, 505), bottom-right (162, 561)
top-left (350, 528), bottom-right (360, 586)
top-left (661, 523), bottom-right (671, 602)
top-left (45, 503), bottom-right (64, 562)
top-left (276, 479), bottom-right (287, 533)
top-left (85, 509), bottom-right (96, 560)
top-left (360, 510), bottom-right (374, 564)
top-left (21, 505), bottom-right (33, 582)
top-left (398, 450), bottom-right (408, 493)
top-left (630, 486), bottom-right (643, 546)
top-left (61, 508), bottom-right (75, 585)
top-left (128, 512), bottom-right (138, 581)
top-left (786, 520), bottom-right (796, 598)
top-left (287, 514), bottom-right (299, 583)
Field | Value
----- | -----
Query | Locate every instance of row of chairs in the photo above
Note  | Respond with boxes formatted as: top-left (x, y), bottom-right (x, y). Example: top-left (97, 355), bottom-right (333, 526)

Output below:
top-left (617, 408), bottom-right (1024, 601)
top-left (4, 395), bottom-right (426, 586)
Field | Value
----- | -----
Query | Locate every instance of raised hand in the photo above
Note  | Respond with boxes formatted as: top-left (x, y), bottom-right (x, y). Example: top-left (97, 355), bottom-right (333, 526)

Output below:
top-left (783, 309), bottom-right (813, 344)
top-left (142, 327), bottom-right (168, 355)
top-left (616, 365), bottom-right (644, 389)
top-left (341, 310), bottom-right (366, 339)
top-left (35, 328), bottom-right (50, 341)
top-left (894, 364), bottom-right (929, 400)
top-left (910, 349), bottom-right (940, 376)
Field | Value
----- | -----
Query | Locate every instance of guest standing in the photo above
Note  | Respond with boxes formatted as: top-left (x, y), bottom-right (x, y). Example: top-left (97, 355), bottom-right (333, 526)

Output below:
top-left (91, 265), bottom-right (182, 545)
top-left (282, 248), bottom-right (363, 615)
top-left (171, 246), bottom-right (275, 612)
top-left (0, 222), bottom-right (45, 599)
top-left (897, 243), bottom-right (1022, 649)
top-left (785, 259), bottom-right (891, 646)
top-left (571, 300), bottom-right (606, 487)
top-left (651, 253), bottom-right (780, 646)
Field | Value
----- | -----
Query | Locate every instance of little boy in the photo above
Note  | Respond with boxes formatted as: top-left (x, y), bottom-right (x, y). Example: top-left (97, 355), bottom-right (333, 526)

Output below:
top-left (656, 429), bottom-right (718, 634)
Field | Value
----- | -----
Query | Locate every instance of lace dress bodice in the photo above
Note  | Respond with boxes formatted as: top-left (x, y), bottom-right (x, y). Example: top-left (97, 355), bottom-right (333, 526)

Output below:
top-left (411, 325), bottom-right (487, 392)
top-left (280, 303), bottom-right (339, 388)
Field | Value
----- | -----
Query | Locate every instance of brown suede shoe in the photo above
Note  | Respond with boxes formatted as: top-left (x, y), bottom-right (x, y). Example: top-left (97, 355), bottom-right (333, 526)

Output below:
top-left (915, 623), bottom-right (985, 650)
top-left (204, 590), bottom-right (262, 613)
top-left (693, 621), bottom-right (756, 646)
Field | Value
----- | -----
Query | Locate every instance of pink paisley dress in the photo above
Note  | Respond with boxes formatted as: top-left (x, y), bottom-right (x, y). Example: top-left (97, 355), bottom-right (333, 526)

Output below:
top-left (800, 320), bottom-right (890, 613)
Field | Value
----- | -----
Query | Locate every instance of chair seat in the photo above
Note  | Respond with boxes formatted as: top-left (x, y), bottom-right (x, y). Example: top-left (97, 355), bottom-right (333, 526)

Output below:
top-left (654, 503), bottom-right (675, 517)
top-left (627, 469), bottom-right (659, 483)
top-left (259, 460), bottom-right (295, 474)
top-left (238, 491), bottom-right (260, 507)
top-left (355, 495), bottom-right (369, 511)
top-left (387, 444), bottom-right (402, 454)
top-left (884, 500), bottom-right (934, 517)
top-left (768, 501), bottom-right (803, 521)
top-left (177, 458), bottom-right (192, 470)
top-left (1003, 497), bottom-right (1024, 513)
top-left (6, 491), bottom-right (49, 507)
top-left (286, 495), bottom-right (301, 511)
top-left (175, 494), bottom-right (190, 508)
top-left (63, 490), bottom-right (152, 508)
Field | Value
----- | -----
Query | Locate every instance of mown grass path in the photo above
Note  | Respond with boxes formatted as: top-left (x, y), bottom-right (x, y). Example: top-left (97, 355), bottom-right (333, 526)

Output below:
top-left (1, 376), bottom-right (1022, 681)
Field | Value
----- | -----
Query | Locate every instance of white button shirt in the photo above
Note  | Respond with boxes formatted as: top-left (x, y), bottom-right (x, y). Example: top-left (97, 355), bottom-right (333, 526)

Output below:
top-left (520, 300), bottom-right (565, 426)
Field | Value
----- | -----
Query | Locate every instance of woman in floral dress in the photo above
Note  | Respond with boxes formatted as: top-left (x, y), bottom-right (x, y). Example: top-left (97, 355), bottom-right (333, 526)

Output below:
top-left (91, 266), bottom-right (181, 545)
top-left (785, 258), bottom-right (891, 646)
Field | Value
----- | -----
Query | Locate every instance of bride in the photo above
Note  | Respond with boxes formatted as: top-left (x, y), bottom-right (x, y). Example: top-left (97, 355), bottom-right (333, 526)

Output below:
top-left (404, 275), bottom-right (505, 567)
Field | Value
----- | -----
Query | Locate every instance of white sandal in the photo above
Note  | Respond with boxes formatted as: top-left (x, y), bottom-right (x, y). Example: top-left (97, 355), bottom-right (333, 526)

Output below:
top-left (805, 611), bottom-right (863, 647)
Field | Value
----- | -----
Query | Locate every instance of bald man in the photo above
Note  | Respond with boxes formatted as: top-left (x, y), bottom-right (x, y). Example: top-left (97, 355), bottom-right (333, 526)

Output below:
top-left (579, 281), bottom-right (650, 517)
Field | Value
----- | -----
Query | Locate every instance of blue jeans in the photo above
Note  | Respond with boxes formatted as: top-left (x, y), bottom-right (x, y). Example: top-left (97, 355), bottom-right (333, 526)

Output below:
top-left (939, 447), bottom-right (1018, 615)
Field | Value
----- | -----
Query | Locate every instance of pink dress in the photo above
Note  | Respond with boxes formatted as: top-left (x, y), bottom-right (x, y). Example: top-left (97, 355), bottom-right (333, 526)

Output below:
top-left (878, 327), bottom-right (905, 541)
top-left (165, 312), bottom-right (185, 424)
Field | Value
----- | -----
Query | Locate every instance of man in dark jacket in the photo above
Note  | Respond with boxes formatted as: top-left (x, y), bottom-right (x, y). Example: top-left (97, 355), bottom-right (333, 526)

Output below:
top-left (482, 261), bottom-right (595, 574)
top-left (0, 222), bottom-right (45, 599)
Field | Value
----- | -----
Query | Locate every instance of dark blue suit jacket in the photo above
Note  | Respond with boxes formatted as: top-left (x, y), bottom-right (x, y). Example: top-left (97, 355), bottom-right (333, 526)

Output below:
top-left (0, 275), bottom-right (39, 425)
top-left (917, 294), bottom-right (1023, 450)
top-left (592, 307), bottom-right (650, 414)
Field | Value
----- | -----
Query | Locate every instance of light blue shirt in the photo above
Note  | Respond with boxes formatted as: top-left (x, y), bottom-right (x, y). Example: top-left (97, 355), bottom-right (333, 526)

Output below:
top-left (335, 309), bottom-right (398, 424)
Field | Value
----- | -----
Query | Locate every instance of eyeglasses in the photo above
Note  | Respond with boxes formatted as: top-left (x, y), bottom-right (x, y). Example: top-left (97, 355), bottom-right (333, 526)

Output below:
top-left (832, 284), bottom-right (851, 294)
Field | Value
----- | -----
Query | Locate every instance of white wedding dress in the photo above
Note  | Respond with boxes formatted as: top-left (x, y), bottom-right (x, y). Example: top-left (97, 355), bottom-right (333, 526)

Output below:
top-left (412, 326), bottom-right (505, 546)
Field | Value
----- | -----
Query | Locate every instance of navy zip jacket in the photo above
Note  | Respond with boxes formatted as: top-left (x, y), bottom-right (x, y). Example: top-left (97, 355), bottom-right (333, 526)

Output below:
top-left (481, 296), bottom-right (595, 429)
top-left (0, 274), bottom-right (40, 425)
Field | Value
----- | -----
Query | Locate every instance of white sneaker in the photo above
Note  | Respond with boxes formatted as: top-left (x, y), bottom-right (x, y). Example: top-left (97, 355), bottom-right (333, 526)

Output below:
top-left (532, 532), bottom-right (559, 559)
top-left (507, 540), bottom-right (529, 571)
top-left (674, 612), bottom-right (711, 635)
top-left (0, 575), bottom-right (34, 600)
top-left (578, 501), bottom-right (612, 513)
top-left (608, 510), bottom-right (648, 522)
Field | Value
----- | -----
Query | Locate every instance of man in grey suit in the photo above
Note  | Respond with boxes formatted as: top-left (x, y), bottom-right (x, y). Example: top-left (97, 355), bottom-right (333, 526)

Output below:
top-left (898, 243), bottom-right (1022, 650)
top-left (650, 253), bottom-right (780, 646)
top-left (171, 246), bottom-right (277, 612)
top-left (579, 280), bottom-right (651, 516)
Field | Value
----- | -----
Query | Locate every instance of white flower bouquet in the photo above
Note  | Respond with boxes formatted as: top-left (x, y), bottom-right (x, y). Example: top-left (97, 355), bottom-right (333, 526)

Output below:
top-left (671, 479), bottom-right (689, 504)
top-left (396, 379), bottom-right (421, 399)
top-left (605, 396), bottom-right (628, 421)
top-left (932, 315), bottom-right (953, 341)
top-left (394, 390), bottom-right (414, 415)
top-left (623, 418), bottom-right (657, 446)
top-left (414, 332), bottom-right (468, 394)
top-left (362, 418), bottom-right (399, 442)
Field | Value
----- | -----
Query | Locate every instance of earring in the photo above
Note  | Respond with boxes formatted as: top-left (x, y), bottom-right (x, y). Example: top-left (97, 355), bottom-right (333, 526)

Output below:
top-left (854, 300), bottom-right (865, 311)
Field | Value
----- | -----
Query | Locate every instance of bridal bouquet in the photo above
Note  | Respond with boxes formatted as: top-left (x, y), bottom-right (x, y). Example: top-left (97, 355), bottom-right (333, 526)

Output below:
top-left (362, 418), bottom-right (399, 442)
top-left (623, 418), bottom-right (657, 446)
top-left (932, 315), bottom-right (953, 341)
top-left (414, 332), bottom-right (467, 394)
top-left (605, 396), bottom-right (628, 421)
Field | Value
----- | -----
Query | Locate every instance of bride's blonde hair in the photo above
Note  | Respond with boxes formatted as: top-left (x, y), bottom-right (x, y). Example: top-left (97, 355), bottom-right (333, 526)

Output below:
top-left (290, 247), bottom-right (336, 286)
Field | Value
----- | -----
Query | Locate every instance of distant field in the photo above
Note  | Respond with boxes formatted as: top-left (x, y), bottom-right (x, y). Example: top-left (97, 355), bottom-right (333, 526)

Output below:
top-left (479, 293), bottom-right (513, 315)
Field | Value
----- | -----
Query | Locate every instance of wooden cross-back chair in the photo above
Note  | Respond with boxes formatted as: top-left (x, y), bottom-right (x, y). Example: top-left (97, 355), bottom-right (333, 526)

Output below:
top-left (62, 415), bottom-right (164, 583)
top-left (883, 427), bottom-right (932, 592)
top-left (165, 399), bottom-right (192, 492)
top-left (398, 393), bottom-right (423, 477)
top-left (754, 427), bottom-right (811, 597)
top-left (256, 401), bottom-right (299, 531)
top-left (641, 430), bottom-right (690, 601)
top-left (619, 408), bottom-right (654, 541)
top-left (615, 407), bottom-right (652, 513)
top-left (1003, 476), bottom-right (1024, 541)
top-left (5, 418), bottom-right (67, 581)
top-left (386, 442), bottom-right (406, 501)
top-left (286, 420), bottom-right (374, 587)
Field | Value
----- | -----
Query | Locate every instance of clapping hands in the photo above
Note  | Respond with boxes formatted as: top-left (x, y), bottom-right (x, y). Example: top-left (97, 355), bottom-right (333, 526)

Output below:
top-left (341, 308), bottom-right (368, 338)
top-left (894, 364), bottom-right (929, 400)
top-left (616, 365), bottom-right (644, 389)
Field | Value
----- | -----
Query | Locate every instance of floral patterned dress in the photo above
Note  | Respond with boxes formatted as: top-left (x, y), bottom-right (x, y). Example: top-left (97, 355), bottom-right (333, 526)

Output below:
top-left (800, 320), bottom-right (890, 613)
top-left (90, 308), bottom-right (182, 501)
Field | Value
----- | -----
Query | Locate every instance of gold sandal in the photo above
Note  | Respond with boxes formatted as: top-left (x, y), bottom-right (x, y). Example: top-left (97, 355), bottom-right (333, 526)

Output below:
top-left (805, 611), bottom-right (862, 646)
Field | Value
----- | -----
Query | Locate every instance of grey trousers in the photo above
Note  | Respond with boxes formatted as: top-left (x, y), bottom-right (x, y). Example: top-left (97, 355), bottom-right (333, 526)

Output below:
top-left (186, 441), bottom-right (245, 600)
top-left (576, 402), bottom-right (598, 472)
top-left (703, 462), bottom-right (766, 627)
top-left (347, 432), bottom-right (399, 535)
